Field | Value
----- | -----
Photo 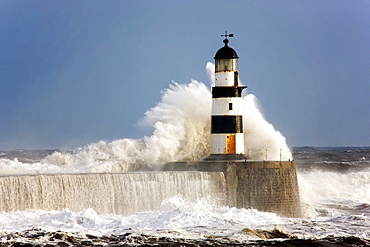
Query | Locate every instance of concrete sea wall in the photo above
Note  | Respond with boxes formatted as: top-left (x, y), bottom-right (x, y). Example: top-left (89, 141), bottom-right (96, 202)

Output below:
top-left (225, 161), bottom-right (301, 218)
top-left (0, 161), bottom-right (301, 217)
top-left (0, 172), bottom-right (226, 215)
top-left (162, 160), bottom-right (301, 217)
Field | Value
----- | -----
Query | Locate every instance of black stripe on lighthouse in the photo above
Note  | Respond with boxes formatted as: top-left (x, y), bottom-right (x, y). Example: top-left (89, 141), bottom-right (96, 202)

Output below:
top-left (211, 115), bottom-right (243, 133)
top-left (212, 86), bottom-right (247, 98)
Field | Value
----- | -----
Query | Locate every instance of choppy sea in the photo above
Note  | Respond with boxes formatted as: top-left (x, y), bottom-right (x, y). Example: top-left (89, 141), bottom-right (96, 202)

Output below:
top-left (0, 146), bottom-right (369, 246)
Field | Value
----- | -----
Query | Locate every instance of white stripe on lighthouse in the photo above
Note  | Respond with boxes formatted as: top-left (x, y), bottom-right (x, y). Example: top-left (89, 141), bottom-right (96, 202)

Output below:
top-left (215, 72), bottom-right (236, 86)
top-left (211, 97), bottom-right (243, 115)
top-left (210, 133), bottom-right (244, 154)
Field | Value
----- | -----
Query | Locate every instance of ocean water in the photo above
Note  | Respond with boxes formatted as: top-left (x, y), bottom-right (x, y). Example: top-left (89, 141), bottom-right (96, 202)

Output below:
top-left (0, 77), bottom-right (369, 245)
top-left (0, 147), bottom-right (369, 245)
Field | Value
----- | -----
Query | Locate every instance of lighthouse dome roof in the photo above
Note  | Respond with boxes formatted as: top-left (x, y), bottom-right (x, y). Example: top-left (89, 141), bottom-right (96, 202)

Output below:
top-left (214, 39), bottom-right (238, 59)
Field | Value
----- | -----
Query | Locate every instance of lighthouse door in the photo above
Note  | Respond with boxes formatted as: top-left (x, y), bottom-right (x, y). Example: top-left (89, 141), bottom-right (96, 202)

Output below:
top-left (226, 134), bottom-right (236, 154)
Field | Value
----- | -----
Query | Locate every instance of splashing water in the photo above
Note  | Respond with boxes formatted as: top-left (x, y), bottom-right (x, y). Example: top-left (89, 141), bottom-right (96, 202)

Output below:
top-left (0, 64), bottom-right (292, 175)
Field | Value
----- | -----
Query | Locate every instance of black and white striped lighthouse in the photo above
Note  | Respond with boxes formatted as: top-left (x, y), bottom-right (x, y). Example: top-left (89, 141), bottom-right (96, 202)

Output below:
top-left (209, 33), bottom-right (247, 160)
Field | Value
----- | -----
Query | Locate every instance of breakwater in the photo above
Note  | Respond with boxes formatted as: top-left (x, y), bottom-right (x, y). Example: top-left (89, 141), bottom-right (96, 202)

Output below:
top-left (0, 172), bottom-right (226, 215)
top-left (0, 161), bottom-right (301, 217)
top-left (162, 160), bottom-right (301, 217)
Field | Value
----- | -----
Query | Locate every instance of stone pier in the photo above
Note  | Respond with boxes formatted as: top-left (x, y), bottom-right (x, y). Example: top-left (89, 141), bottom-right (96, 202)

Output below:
top-left (160, 160), bottom-right (301, 218)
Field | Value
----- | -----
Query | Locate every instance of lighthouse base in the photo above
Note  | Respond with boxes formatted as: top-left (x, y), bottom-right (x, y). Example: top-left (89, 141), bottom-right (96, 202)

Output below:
top-left (203, 153), bottom-right (247, 161)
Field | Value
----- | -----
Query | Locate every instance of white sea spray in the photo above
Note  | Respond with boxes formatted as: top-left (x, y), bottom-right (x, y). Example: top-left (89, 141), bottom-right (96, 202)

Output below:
top-left (0, 64), bottom-right (292, 174)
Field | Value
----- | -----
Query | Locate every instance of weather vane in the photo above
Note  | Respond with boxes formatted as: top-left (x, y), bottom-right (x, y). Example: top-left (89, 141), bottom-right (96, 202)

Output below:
top-left (221, 31), bottom-right (234, 45)
top-left (221, 31), bottom-right (234, 39)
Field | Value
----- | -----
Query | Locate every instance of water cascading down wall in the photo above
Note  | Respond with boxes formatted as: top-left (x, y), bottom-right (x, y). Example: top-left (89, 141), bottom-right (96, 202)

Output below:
top-left (0, 160), bottom-right (301, 217)
top-left (0, 172), bottom-right (226, 215)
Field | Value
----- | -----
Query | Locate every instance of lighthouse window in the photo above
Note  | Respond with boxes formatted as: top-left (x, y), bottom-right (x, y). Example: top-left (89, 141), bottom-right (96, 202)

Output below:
top-left (215, 59), bottom-right (238, 72)
top-left (229, 103), bottom-right (233, 110)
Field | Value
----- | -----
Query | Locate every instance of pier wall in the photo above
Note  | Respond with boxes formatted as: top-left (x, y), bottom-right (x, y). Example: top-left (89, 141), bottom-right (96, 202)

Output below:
top-left (0, 161), bottom-right (301, 217)
top-left (226, 161), bottom-right (301, 217)
top-left (0, 172), bottom-right (226, 215)
top-left (161, 160), bottom-right (301, 217)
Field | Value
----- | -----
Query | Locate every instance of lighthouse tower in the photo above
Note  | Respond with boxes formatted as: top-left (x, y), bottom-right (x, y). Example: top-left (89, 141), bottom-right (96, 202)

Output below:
top-left (209, 33), bottom-right (247, 160)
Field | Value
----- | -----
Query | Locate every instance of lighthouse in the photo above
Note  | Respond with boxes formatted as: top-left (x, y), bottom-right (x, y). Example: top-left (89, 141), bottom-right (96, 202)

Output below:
top-left (209, 33), bottom-right (247, 160)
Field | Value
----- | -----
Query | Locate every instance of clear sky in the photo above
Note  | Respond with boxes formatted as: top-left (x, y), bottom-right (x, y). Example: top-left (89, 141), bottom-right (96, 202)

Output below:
top-left (1, 0), bottom-right (369, 150)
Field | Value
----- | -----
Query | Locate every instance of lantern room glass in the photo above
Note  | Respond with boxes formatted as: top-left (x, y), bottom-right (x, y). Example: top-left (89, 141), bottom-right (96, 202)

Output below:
top-left (215, 59), bottom-right (238, 72)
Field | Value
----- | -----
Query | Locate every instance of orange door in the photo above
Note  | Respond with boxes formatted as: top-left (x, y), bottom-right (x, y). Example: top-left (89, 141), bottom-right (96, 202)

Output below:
top-left (226, 134), bottom-right (236, 154)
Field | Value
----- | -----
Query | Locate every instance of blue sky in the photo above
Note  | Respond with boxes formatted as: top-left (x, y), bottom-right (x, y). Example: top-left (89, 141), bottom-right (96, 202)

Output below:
top-left (0, 0), bottom-right (369, 150)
